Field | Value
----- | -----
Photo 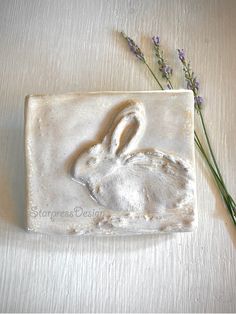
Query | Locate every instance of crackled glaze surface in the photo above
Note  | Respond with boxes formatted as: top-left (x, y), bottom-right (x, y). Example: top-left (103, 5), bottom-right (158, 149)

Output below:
top-left (25, 90), bottom-right (196, 235)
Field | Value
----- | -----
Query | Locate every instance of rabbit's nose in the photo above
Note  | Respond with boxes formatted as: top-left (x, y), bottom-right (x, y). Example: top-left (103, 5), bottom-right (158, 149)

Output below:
top-left (70, 163), bottom-right (86, 185)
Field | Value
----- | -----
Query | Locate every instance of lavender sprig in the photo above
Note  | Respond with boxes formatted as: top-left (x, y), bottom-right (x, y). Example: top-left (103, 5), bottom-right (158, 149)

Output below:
top-left (152, 36), bottom-right (173, 89)
top-left (178, 49), bottom-right (236, 224)
top-left (177, 49), bottom-right (203, 110)
top-left (121, 31), bottom-right (146, 62)
top-left (121, 32), bottom-right (164, 90)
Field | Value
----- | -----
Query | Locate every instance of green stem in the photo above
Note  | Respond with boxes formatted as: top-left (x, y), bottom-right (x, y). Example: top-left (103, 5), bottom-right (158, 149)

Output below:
top-left (194, 132), bottom-right (236, 224)
top-left (194, 132), bottom-right (227, 197)
top-left (198, 109), bottom-right (236, 207)
top-left (198, 109), bottom-right (223, 181)
top-left (195, 134), bottom-right (222, 189)
top-left (196, 141), bottom-right (236, 224)
top-left (144, 61), bottom-right (164, 90)
top-left (167, 78), bottom-right (174, 89)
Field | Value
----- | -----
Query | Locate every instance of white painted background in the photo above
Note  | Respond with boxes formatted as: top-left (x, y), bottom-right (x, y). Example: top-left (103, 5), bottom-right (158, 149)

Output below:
top-left (0, 0), bottom-right (235, 312)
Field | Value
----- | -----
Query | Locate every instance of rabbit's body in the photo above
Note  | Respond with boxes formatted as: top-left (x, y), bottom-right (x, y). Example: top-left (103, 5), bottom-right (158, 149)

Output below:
top-left (86, 151), bottom-right (194, 214)
top-left (71, 100), bottom-right (195, 215)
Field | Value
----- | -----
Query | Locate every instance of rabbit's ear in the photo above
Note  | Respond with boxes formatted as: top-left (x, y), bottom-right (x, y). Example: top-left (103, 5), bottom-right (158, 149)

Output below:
top-left (105, 101), bottom-right (146, 156)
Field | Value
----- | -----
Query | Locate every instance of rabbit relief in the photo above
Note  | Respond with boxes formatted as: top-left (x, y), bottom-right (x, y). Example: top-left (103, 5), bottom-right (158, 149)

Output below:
top-left (71, 100), bottom-right (195, 216)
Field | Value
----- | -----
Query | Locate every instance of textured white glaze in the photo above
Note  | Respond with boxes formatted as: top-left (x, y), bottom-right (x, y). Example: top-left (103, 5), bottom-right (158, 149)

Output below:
top-left (1, 2), bottom-right (236, 312)
top-left (25, 90), bottom-right (196, 235)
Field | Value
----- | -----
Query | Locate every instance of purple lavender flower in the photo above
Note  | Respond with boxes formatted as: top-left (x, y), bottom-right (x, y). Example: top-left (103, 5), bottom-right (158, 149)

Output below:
top-left (152, 36), bottom-right (160, 46)
top-left (178, 49), bottom-right (203, 108)
top-left (187, 78), bottom-right (200, 91)
top-left (162, 65), bottom-right (173, 76)
top-left (121, 32), bottom-right (164, 89)
top-left (177, 49), bottom-right (185, 62)
top-left (152, 35), bottom-right (173, 88)
top-left (194, 78), bottom-right (200, 90)
top-left (194, 96), bottom-right (204, 106)
top-left (121, 32), bottom-right (145, 62)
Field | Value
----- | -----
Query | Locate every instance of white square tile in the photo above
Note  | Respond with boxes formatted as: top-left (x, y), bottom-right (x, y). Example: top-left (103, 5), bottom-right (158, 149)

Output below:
top-left (25, 90), bottom-right (196, 235)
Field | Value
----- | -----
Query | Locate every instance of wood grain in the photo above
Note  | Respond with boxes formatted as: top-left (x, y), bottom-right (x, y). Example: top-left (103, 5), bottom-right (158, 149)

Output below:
top-left (0, 0), bottom-right (235, 312)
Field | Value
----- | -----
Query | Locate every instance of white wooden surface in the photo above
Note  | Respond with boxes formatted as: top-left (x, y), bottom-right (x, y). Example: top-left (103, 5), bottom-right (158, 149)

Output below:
top-left (0, 0), bottom-right (235, 312)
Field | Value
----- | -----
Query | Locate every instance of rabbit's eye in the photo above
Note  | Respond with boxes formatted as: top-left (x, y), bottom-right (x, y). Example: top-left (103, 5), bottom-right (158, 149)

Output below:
top-left (87, 157), bottom-right (97, 166)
